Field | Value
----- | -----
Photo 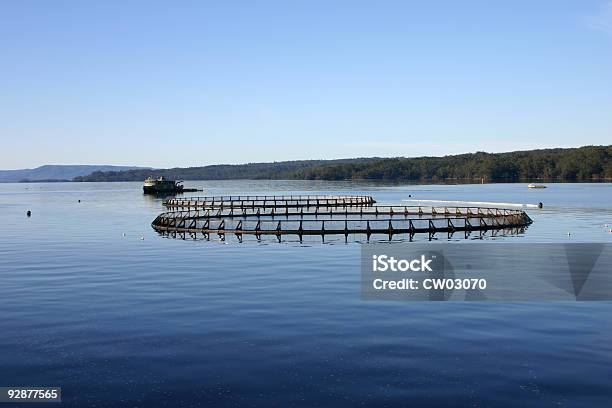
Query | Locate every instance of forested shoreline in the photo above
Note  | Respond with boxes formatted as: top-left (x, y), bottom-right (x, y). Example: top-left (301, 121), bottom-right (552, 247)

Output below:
top-left (74, 145), bottom-right (612, 182)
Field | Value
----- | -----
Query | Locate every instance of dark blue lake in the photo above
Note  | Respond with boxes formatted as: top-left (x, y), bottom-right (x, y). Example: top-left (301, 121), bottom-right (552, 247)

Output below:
top-left (1, 181), bottom-right (611, 407)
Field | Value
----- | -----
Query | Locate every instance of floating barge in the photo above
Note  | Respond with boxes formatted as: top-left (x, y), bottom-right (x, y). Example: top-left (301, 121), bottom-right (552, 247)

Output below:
top-left (152, 195), bottom-right (533, 242)
top-left (143, 177), bottom-right (199, 194)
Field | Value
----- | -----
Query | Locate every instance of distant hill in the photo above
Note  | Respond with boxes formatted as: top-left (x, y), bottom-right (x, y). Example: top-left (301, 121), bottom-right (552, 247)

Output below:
top-left (0, 165), bottom-right (148, 183)
top-left (73, 159), bottom-right (380, 182)
top-left (73, 145), bottom-right (612, 183)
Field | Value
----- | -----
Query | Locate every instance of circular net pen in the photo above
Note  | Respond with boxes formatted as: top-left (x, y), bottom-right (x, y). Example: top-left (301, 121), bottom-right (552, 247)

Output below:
top-left (164, 195), bottom-right (376, 209)
top-left (153, 195), bottom-right (533, 243)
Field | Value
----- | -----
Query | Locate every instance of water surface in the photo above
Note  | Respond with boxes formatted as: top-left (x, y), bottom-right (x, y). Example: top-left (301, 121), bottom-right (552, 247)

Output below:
top-left (1, 181), bottom-right (611, 407)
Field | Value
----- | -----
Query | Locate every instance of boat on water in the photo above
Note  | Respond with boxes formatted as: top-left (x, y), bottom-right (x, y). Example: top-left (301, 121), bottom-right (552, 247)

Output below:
top-left (528, 183), bottom-right (547, 189)
top-left (143, 176), bottom-right (199, 194)
top-left (144, 176), bottom-right (184, 194)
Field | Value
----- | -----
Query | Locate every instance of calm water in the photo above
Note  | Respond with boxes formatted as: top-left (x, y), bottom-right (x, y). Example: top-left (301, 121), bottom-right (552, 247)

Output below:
top-left (1, 181), bottom-right (612, 407)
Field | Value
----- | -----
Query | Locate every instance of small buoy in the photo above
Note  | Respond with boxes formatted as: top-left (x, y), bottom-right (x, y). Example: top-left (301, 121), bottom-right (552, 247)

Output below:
top-left (408, 194), bottom-right (412, 198)
top-left (122, 233), bottom-right (126, 237)
top-left (26, 210), bottom-right (31, 217)
top-left (78, 199), bottom-right (81, 203)
top-left (567, 232), bottom-right (571, 236)
top-left (140, 235), bottom-right (144, 240)
top-left (538, 202), bottom-right (543, 209)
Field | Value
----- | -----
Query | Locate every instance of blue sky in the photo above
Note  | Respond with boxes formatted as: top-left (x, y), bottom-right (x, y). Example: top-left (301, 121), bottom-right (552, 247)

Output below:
top-left (1, 0), bottom-right (611, 169)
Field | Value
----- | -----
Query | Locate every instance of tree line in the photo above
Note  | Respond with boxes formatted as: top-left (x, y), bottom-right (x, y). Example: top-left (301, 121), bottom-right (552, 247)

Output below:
top-left (74, 145), bottom-right (612, 182)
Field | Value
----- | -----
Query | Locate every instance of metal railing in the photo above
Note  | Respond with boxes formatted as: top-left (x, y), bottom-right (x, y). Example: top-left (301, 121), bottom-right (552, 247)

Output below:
top-left (164, 195), bottom-right (376, 209)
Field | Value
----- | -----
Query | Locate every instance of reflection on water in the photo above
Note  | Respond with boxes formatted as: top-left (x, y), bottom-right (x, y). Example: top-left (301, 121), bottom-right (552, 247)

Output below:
top-left (0, 181), bottom-right (611, 407)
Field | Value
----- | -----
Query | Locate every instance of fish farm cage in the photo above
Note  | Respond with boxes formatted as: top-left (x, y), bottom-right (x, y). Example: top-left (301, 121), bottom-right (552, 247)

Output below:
top-left (152, 195), bottom-right (533, 242)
